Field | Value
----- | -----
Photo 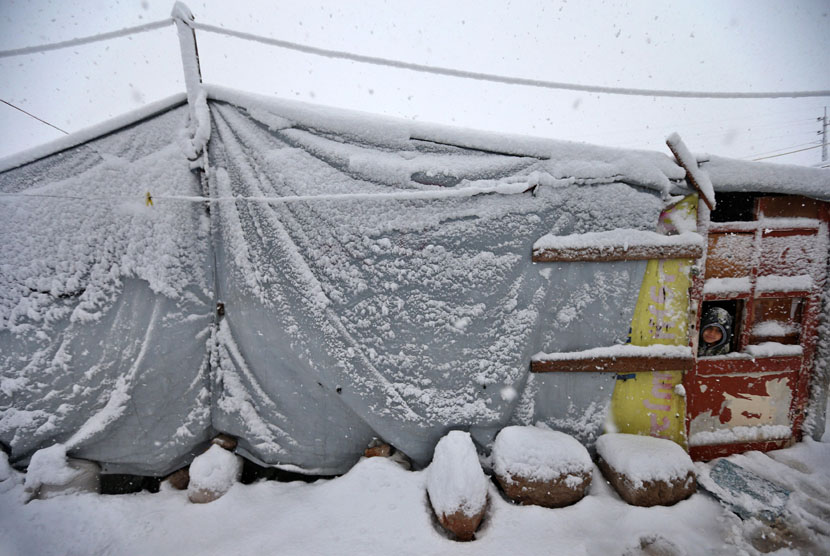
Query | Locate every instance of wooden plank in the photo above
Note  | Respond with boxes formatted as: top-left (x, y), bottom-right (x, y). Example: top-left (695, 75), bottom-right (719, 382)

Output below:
top-left (531, 355), bottom-right (694, 373)
top-left (693, 356), bottom-right (802, 376)
top-left (532, 243), bottom-right (702, 262)
top-left (666, 134), bottom-right (716, 211)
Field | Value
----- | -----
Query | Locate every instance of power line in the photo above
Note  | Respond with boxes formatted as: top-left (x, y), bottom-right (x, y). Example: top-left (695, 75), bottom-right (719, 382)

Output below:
top-left (742, 140), bottom-right (821, 160)
top-left (193, 22), bottom-right (830, 100)
top-left (0, 19), bottom-right (172, 58)
top-left (0, 99), bottom-right (69, 135)
top-left (1, 16), bottom-right (827, 100)
top-left (751, 143), bottom-right (824, 161)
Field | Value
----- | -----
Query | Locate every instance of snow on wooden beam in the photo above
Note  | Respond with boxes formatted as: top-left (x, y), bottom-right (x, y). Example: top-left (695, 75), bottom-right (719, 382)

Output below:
top-left (532, 229), bottom-right (703, 262)
top-left (531, 345), bottom-right (694, 373)
top-left (172, 2), bottom-right (203, 115)
top-left (666, 133), bottom-right (716, 211)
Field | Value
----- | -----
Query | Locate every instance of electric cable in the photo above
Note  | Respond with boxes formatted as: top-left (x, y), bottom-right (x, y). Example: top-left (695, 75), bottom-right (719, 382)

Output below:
top-left (751, 144), bottom-right (824, 161)
top-left (0, 19), bottom-right (173, 58)
top-left (0, 99), bottom-right (69, 135)
top-left (192, 22), bottom-right (830, 100)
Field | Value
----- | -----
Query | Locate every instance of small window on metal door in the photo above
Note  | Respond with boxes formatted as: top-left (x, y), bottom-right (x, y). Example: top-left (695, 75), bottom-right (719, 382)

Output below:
top-left (750, 297), bottom-right (804, 345)
top-left (698, 300), bottom-right (742, 357)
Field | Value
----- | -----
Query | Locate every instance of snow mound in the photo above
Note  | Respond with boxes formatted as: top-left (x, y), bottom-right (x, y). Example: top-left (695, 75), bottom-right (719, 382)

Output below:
top-left (22, 444), bottom-right (79, 493)
top-left (492, 425), bottom-right (592, 483)
top-left (426, 431), bottom-right (488, 518)
top-left (596, 433), bottom-right (694, 489)
top-left (188, 445), bottom-right (243, 496)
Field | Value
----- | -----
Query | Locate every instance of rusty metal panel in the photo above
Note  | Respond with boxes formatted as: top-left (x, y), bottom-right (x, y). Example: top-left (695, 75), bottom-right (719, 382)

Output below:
top-left (687, 371), bottom-right (796, 449)
top-left (758, 196), bottom-right (821, 219)
top-left (759, 230), bottom-right (817, 277)
top-left (705, 232), bottom-right (755, 279)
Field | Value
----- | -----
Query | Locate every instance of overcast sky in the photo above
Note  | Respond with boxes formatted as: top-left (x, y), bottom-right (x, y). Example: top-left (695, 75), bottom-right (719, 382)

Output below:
top-left (1, 0), bottom-right (828, 166)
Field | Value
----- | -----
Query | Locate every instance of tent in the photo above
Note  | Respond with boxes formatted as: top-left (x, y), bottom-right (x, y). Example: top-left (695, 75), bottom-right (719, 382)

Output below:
top-left (2, 86), bottom-right (829, 476)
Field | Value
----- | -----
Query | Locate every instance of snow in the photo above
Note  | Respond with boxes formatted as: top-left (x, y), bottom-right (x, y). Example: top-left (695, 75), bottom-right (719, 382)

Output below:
top-left (709, 217), bottom-right (821, 233)
top-left (187, 445), bottom-right (243, 495)
top-left (532, 344), bottom-right (692, 362)
top-left (21, 444), bottom-right (82, 495)
top-left (492, 425), bottom-right (592, 483)
top-left (689, 425), bottom-right (792, 447)
top-left (3, 438), bottom-right (829, 554)
top-left (0, 94), bottom-right (187, 174)
top-left (187, 88), bottom-right (212, 164)
top-left (703, 155), bottom-right (830, 200)
top-left (666, 133), bottom-right (716, 209)
top-left (425, 431), bottom-right (488, 518)
top-left (0, 104), bottom-right (213, 474)
top-left (756, 274), bottom-right (813, 293)
top-left (745, 342), bottom-right (803, 358)
top-left (703, 277), bottom-right (751, 295)
top-left (532, 229), bottom-right (703, 252)
top-left (207, 85), bottom-right (686, 196)
top-left (752, 321), bottom-right (798, 337)
top-left (595, 433), bottom-right (695, 489)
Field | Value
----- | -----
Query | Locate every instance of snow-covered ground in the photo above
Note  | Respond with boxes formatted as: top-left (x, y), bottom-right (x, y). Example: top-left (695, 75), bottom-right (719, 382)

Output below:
top-left (2, 406), bottom-right (829, 556)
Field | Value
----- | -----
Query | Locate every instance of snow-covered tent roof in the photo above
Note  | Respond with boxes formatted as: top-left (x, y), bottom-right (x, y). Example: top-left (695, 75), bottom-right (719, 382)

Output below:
top-left (1, 88), bottom-right (828, 476)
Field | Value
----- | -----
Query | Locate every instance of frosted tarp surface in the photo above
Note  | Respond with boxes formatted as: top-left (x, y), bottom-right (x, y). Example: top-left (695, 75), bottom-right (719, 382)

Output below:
top-left (0, 106), bottom-right (214, 475)
top-left (1, 99), bottom-right (666, 475)
top-left (207, 102), bottom-right (662, 470)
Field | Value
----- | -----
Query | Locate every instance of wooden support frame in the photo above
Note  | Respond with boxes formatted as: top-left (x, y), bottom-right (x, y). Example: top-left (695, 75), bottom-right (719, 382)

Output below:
top-left (531, 355), bottom-right (694, 373)
top-left (532, 242), bottom-right (702, 263)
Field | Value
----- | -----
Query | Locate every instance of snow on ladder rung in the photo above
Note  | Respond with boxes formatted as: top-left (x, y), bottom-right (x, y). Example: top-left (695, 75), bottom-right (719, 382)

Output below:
top-left (532, 229), bottom-right (703, 262)
top-left (531, 345), bottom-right (694, 373)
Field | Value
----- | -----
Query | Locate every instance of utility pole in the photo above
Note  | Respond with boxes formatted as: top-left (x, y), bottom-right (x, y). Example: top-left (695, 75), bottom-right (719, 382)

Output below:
top-left (820, 106), bottom-right (828, 163)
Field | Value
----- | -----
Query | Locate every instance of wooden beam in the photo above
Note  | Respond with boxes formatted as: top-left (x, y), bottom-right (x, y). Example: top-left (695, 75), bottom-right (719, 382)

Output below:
top-left (532, 242), bottom-right (702, 262)
top-left (531, 355), bottom-right (694, 373)
top-left (666, 133), bottom-right (716, 211)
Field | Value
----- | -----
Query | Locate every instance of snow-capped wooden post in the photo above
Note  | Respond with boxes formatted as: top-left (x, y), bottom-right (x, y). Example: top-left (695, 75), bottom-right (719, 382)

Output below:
top-left (172, 2), bottom-right (202, 117)
top-left (666, 133), bottom-right (716, 211)
top-left (172, 2), bottom-right (210, 168)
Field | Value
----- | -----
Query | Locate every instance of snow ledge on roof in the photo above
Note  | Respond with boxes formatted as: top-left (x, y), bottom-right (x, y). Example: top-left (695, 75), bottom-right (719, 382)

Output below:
top-left (205, 84), bottom-right (687, 195)
top-left (701, 154), bottom-right (830, 201)
top-left (0, 93), bottom-right (187, 174)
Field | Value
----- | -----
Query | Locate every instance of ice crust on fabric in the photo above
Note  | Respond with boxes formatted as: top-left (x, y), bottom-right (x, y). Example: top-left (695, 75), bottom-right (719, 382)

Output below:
top-left (0, 106), bottom-right (214, 475)
top-left (206, 101), bottom-right (663, 470)
top-left (207, 85), bottom-right (685, 195)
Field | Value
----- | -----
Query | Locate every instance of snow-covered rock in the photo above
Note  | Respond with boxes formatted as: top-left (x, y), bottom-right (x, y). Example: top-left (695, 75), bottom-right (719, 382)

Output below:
top-left (596, 433), bottom-right (696, 507)
top-left (163, 467), bottom-right (190, 491)
top-left (426, 431), bottom-right (489, 541)
top-left (187, 445), bottom-right (243, 504)
top-left (492, 425), bottom-right (592, 507)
